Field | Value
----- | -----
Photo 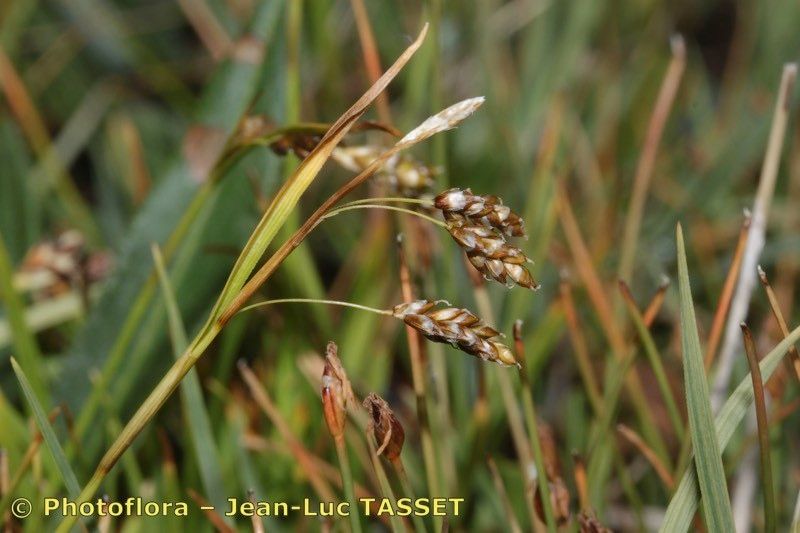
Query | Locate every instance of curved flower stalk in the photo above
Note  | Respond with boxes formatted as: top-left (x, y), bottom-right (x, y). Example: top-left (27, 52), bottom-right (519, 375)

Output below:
top-left (238, 297), bottom-right (518, 367)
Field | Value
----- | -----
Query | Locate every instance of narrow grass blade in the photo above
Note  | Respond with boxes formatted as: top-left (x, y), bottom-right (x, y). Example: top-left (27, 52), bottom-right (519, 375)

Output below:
top-left (10, 358), bottom-right (80, 497)
top-left (675, 223), bottom-right (734, 531)
top-left (0, 231), bottom-right (48, 404)
top-left (151, 244), bottom-right (227, 514)
top-left (661, 321), bottom-right (800, 531)
top-left (487, 457), bottom-right (524, 533)
top-left (619, 280), bottom-right (685, 443)
top-left (741, 324), bottom-right (775, 533)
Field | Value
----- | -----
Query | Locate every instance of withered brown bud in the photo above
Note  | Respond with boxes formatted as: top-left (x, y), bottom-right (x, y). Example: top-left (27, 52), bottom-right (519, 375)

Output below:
top-left (434, 188), bottom-right (526, 237)
top-left (321, 342), bottom-right (353, 439)
top-left (534, 476), bottom-right (571, 527)
top-left (363, 393), bottom-right (405, 460)
top-left (392, 300), bottom-right (519, 367)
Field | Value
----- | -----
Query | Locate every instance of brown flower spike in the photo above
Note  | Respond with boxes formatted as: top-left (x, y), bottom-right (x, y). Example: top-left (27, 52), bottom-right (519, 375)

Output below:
top-left (447, 219), bottom-right (539, 290)
top-left (434, 188), bottom-right (538, 290)
top-left (392, 300), bottom-right (519, 367)
top-left (363, 393), bottom-right (405, 460)
top-left (321, 342), bottom-right (354, 439)
top-left (434, 187), bottom-right (526, 237)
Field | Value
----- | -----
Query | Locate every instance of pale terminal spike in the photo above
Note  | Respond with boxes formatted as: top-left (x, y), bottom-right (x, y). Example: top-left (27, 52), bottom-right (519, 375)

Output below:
top-left (398, 96), bottom-right (485, 146)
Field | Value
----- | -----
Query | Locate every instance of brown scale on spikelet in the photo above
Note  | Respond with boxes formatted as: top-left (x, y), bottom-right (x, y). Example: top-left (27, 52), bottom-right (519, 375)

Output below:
top-left (363, 393), bottom-right (405, 460)
top-left (434, 187), bottom-right (526, 237)
top-left (391, 300), bottom-right (519, 367)
top-left (446, 219), bottom-right (539, 290)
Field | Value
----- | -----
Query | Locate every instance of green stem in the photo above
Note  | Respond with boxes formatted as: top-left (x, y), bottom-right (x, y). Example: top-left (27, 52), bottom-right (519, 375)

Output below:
top-left (335, 436), bottom-right (362, 533)
top-left (392, 459), bottom-right (429, 533)
top-left (366, 438), bottom-right (406, 533)
top-left (323, 204), bottom-right (446, 227)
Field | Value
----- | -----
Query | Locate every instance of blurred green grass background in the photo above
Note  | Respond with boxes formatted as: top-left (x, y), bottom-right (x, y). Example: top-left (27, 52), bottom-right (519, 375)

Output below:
top-left (1, 0), bottom-right (800, 531)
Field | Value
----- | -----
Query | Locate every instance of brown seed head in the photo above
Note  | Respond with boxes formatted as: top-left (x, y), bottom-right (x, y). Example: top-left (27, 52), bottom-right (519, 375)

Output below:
top-left (446, 219), bottom-right (539, 290)
top-left (321, 342), bottom-right (353, 439)
top-left (392, 300), bottom-right (519, 367)
top-left (434, 188), bottom-right (526, 237)
top-left (363, 393), bottom-right (405, 460)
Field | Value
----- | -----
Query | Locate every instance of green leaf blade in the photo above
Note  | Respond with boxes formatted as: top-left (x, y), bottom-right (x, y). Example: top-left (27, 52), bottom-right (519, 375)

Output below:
top-left (661, 321), bottom-right (800, 531)
top-left (10, 357), bottom-right (80, 497)
top-left (0, 232), bottom-right (48, 404)
top-left (673, 224), bottom-right (735, 531)
top-left (151, 244), bottom-right (227, 514)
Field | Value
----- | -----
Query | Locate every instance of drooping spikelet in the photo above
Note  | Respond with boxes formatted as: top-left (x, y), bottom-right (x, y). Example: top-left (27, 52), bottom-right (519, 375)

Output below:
top-left (391, 300), bottom-right (518, 367)
top-left (446, 220), bottom-right (539, 290)
top-left (433, 188), bottom-right (538, 289)
top-left (363, 393), bottom-right (405, 460)
top-left (434, 188), bottom-right (526, 237)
